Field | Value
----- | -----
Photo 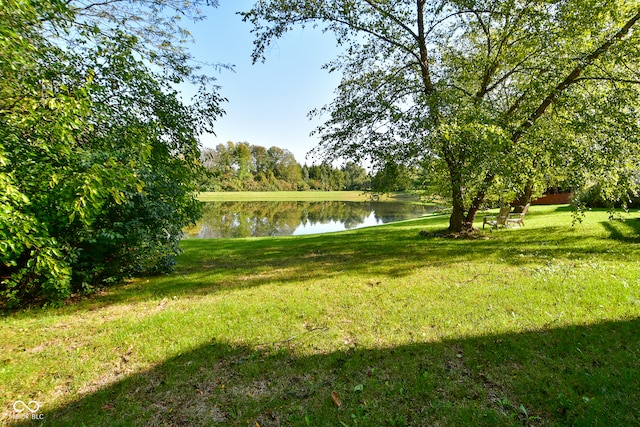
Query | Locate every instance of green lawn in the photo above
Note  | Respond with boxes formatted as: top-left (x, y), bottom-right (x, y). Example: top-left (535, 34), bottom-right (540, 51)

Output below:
top-left (197, 191), bottom-right (424, 203)
top-left (1, 205), bottom-right (639, 426)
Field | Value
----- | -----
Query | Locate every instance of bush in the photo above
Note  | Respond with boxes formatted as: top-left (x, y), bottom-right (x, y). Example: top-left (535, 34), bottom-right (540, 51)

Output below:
top-left (577, 183), bottom-right (640, 209)
top-left (0, 1), bottom-right (219, 307)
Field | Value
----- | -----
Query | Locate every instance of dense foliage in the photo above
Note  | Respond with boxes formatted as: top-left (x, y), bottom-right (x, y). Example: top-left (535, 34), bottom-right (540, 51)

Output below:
top-left (0, 0), bottom-right (222, 307)
top-left (199, 142), bottom-right (371, 191)
top-left (243, 0), bottom-right (640, 231)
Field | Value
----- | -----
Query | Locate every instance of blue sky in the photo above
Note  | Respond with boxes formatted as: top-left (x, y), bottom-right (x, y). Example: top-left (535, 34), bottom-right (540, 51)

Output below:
top-left (184, 1), bottom-right (343, 165)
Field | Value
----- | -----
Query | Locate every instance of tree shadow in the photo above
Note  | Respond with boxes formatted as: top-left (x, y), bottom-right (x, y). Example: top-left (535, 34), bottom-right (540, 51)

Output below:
top-left (4, 205), bottom-right (631, 323)
top-left (600, 218), bottom-right (640, 244)
top-left (11, 318), bottom-right (640, 426)
top-left (8, 210), bottom-right (634, 317)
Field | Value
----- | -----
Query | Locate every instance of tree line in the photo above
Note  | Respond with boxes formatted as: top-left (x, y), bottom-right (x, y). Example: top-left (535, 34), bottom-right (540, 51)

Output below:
top-left (199, 142), bottom-right (371, 192)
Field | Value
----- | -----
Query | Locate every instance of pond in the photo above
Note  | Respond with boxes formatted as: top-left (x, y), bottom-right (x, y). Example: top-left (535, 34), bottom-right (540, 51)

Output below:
top-left (183, 201), bottom-right (437, 239)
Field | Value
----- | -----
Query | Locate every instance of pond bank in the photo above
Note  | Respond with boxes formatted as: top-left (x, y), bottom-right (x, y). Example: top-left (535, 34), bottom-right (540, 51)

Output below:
top-left (197, 191), bottom-right (429, 203)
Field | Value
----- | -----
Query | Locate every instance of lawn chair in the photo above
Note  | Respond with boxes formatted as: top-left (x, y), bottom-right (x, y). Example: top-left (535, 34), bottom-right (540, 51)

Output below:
top-left (507, 203), bottom-right (530, 227)
top-left (483, 205), bottom-right (512, 230)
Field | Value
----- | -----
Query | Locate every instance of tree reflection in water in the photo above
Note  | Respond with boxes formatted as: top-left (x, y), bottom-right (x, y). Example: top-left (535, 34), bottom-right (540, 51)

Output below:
top-left (183, 201), bottom-right (436, 238)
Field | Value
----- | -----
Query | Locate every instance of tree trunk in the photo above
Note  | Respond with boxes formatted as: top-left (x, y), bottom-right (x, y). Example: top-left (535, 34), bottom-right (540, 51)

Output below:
top-left (464, 173), bottom-right (494, 229)
top-left (449, 193), bottom-right (466, 232)
top-left (448, 164), bottom-right (467, 232)
top-left (465, 190), bottom-right (485, 227)
top-left (513, 182), bottom-right (533, 213)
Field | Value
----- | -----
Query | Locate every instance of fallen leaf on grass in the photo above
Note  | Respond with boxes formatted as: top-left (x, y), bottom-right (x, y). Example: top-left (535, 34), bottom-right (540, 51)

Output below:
top-left (331, 391), bottom-right (342, 407)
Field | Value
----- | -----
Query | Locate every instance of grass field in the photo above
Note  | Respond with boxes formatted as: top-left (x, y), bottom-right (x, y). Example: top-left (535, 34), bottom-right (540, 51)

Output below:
top-left (197, 191), bottom-right (425, 203)
top-left (1, 205), bottom-right (639, 426)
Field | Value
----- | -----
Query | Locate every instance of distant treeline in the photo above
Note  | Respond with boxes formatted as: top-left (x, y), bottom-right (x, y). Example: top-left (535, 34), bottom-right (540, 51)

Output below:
top-left (199, 142), bottom-right (371, 191)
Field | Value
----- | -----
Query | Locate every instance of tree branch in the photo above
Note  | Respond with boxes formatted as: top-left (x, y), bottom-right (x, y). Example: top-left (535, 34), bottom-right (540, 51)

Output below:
top-left (511, 8), bottom-right (640, 144)
top-left (475, 4), bottom-right (537, 101)
top-left (416, 0), bottom-right (434, 95)
top-left (573, 76), bottom-right (640, 85)
top-left (362, 0), bottom-right (419, 41)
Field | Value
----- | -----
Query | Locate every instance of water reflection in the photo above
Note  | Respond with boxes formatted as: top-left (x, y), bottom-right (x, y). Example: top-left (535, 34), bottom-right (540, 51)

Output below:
top-left (184, 201), bottom-right (435, 239)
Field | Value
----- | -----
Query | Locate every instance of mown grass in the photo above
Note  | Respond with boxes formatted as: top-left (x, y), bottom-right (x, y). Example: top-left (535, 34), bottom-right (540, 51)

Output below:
top-left (1, 205), bottom-right (639, 426)
top-left (197, 191), bottom-right (424, 203)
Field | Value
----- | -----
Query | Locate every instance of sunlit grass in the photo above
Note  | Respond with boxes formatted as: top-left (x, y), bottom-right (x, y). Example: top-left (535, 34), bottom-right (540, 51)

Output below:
top-left (1, 205), bottom-right (639, 425)
top-left (197, 191), bottom-right (424, 203)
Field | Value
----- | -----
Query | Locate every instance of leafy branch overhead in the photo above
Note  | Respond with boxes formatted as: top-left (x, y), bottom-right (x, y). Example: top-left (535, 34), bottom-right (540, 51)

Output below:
top-left (243, 0), bottom-right (640, 231)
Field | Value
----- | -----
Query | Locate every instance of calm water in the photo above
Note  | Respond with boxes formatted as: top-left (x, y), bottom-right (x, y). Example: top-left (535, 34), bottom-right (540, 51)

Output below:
top-left (183, 201), bottom-right (436, 239)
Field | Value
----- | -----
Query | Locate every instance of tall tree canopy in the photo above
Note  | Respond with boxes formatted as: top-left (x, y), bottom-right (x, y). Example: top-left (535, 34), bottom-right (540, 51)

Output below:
top-left (0, 0), bottom-right (222, 306)
top-left (243, 0), bottom-right (640, 231)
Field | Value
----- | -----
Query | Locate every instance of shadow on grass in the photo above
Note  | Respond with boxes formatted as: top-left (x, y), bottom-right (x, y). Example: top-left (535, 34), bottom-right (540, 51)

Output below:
top-left (601, 218), bottom-right (640, 244)
top-left (13, 318), bottom-right (639, 426)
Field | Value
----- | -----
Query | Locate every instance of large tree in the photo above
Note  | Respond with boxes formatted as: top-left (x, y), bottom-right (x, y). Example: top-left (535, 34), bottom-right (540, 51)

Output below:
top-left (0, 0), bottom-right (223, 306)
top-left (243, 0), bottom-right (640, 231)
